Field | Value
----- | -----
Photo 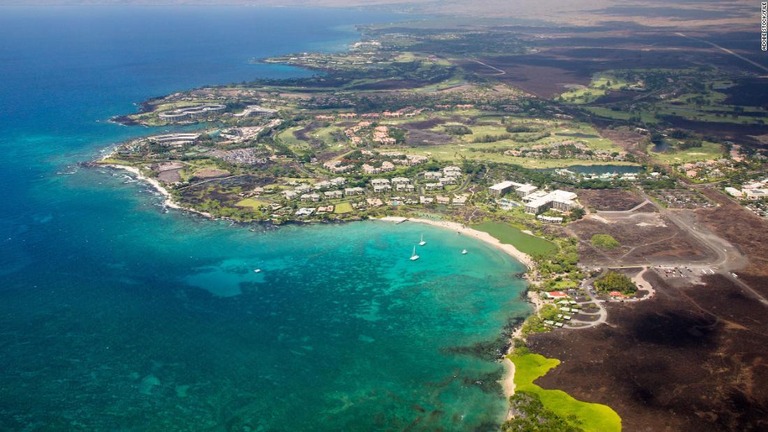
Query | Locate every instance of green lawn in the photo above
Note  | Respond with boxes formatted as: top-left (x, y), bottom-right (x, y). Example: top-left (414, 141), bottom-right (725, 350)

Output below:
top-left (333, 201), bottom-right (354, 214)
top-left (392, 143), bottom-right (637, 169)
top-left (649, 141), bottom-right (723, 165)
top-left (510, 352), bottom-right (622, 432)
top-left (472, 222), bottom-right (557, 255)
top-left (236, 198), bottom-right (268, 210)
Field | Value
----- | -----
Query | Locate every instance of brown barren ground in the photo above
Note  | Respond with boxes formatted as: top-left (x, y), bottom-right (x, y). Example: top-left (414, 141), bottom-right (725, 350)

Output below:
top-left (696, 187), bottom-right (768, 280)
top-left (537, 190), bottom-right (768, 431)
top-left (578, 189), bottom-right (645, 212)
top-left (570, 211), bottom-right (713, 266)
top-left (528, 271), bottom-right (768, 431)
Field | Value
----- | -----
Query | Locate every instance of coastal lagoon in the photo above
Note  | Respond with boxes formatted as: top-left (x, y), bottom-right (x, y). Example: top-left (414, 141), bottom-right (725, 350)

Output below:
top-left (0, 6), bottom-right (529, 430)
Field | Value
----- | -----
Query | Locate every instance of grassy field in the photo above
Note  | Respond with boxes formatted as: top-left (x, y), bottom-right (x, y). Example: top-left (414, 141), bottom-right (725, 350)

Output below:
top-left (236, 198), bottom-right (268, 210)
top-left (275, 126), bottom-right (306, 150)
top-left (472, 222), bottom-right (557, 255)
top-left (510, 352), bottom-right (622, 432)
top-left (391, 142), bottom-right (637, 168)
top-left (558, 73), bottom-right (631, 104)
top-left (649, 141), bottom-right (724, 165)
top-left (333, 201), bottom-right (354, 214)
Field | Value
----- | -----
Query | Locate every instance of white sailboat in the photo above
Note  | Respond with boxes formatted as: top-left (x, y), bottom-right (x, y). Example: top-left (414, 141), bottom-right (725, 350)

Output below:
top-left (461, 249), bottom-right (468, 255)
top-left (410, 245), bottom-right (420, 261)
top-left (419, 234), bottom-right (426, 246)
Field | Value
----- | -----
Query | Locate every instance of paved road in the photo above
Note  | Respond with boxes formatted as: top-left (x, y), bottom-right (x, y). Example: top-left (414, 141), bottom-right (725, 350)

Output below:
top-left (677, 32), bottom-right (768, 75)
top-left (636, 191), bottom-right (768, 305)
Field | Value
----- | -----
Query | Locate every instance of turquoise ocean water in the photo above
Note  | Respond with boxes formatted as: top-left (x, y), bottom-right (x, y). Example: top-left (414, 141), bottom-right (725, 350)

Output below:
top-left (0, 6), bottom-right (529, 430)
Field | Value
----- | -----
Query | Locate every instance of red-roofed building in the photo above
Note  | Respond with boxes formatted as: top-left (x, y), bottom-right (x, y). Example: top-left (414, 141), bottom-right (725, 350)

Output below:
top-left (545, 291), bottom-right (568, 299)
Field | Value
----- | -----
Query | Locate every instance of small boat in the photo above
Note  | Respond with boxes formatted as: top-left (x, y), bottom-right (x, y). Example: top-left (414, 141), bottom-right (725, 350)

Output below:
top-left (461, 249), bottom-right (468, 255)
top-left (410, 246), bottom-right (420, 261)
top-left (254, 269), bottom-right (262, 273)
top-left (419, 234), bottom-right (426, 246)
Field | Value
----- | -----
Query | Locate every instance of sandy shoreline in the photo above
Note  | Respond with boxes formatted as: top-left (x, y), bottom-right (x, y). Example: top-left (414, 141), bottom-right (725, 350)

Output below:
top-left (379, 216), bottom-right (542, 415)
top-left (380, 216), bottom-right (535, 269)
top-left (102, 163), bottom-right (215, 219)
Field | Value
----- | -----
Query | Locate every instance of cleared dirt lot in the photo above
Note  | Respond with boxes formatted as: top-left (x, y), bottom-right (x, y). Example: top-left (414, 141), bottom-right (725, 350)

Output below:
top-left (696, 187), bottom-right (768, 280)
top-left (570, 210), bottom-right (715, 266)
top-left (578, 189), bottom-right (646, 211)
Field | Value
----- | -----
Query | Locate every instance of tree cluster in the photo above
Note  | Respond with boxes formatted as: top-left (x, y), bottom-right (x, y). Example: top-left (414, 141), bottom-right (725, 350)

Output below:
top-left (594, 271), bottom-right (636, 294)
top-left (502, 391), bottom-right (584, 432)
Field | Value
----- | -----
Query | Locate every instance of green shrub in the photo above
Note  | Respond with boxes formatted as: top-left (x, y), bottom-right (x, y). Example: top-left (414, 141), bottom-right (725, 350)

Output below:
top-left (590, 234), bottom-right (620, 250)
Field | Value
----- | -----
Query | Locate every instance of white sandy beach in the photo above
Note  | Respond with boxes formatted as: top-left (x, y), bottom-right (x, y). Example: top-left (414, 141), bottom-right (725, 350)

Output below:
top-left (380, 216), bottom-right (535, 269)
top-left (102, 164), bottom-right (215, 219)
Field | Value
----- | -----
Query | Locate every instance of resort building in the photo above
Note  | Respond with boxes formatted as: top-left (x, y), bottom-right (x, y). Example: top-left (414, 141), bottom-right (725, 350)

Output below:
top-left (344, 187), bottom-right (365, 196)
top-left (515, 184), bottom-right (538, 198)
top-left (324, 160), bottom-right (353, 173)
top-left (488, 181), bottom-right (538, 198)
top-left (489, 180), bottom-right (515, 197)
top-left (443, 166), bottom-right (462, 177)
top-left (323, 190), bottom-right (343, 199)
top-left (158, 104), bottom-right (226, 121)
top-left (524, 190), bottom-right (579, 215)
top-left (313, 181), bottom-right (332, 190)
top-left (295, 208), bottom-right (315, 217)
top-left (391, 177), bottom-right (411, 186)
top-left (295, 184), bottom-right (311, 194)
top-left (148, 133), bottom-right (201, 147)
top-left (452, 194), bottom-right (469, 206)
top-left (329, 177), bottom-right (347, 187)
top-left (538, 215), bottom-right (564, 223)
top-left (233, 105), bottom-right (277, 117)
top-left (300, 193), bottom-right (321, 202)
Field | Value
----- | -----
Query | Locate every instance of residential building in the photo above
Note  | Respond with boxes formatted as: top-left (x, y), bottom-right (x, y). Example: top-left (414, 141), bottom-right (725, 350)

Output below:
top-left (344, 187), bottom-right (365, 196)
top-left (391, 177), bottom-right (410, 185)
top-left (452, 194), bottom-right (468, 206)
top-left (725, 187), bottom-right (743, 198)
top-left (323, 190), bottom-right (343, 199)
top-left (300, 193), bottom-right (321, 202)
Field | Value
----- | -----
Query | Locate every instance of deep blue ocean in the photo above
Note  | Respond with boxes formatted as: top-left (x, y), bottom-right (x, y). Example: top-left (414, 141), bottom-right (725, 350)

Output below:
top-left (0, 6), bottom-right (529, 430)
